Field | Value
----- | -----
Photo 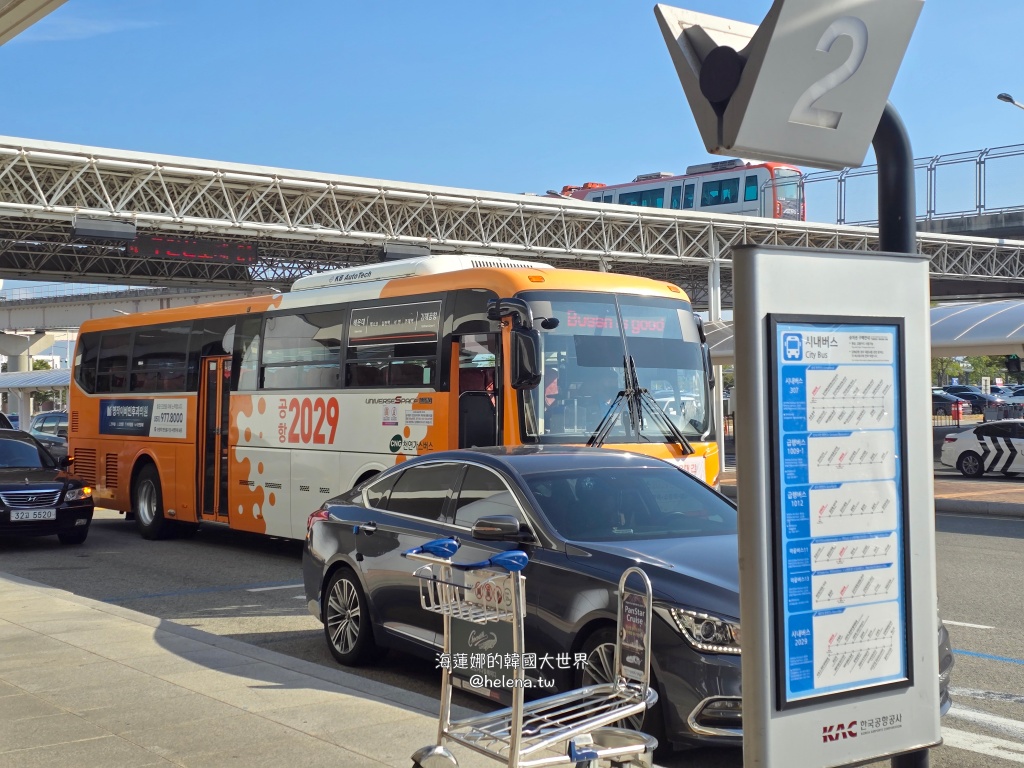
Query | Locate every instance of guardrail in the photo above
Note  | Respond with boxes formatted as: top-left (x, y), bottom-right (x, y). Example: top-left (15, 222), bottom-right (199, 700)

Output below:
top-left (804, 143), bottom-right (1024, 226)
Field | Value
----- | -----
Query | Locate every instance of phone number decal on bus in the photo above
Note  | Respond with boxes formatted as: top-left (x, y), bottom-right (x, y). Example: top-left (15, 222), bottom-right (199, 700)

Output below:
top-left (277, 397), bottom-right (340, 445)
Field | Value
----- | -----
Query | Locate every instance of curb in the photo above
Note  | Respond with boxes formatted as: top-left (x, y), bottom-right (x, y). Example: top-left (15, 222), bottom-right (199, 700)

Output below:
top-left (718, 481), bottom-right (1024, 519)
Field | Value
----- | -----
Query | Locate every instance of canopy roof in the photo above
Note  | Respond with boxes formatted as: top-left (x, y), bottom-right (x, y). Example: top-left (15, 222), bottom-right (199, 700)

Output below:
top-left (706, 300), bottom-right (1024, 364)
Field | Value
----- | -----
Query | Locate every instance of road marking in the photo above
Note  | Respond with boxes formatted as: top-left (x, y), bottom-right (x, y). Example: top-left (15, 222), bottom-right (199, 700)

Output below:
top-left (955, 649), bottom-right (1024, 666)
top-left (944, 620), bottom-right (995, 629)
top-left (952, 687), bottom-right (1024, 705)
top-left (948, 703), bottom-right (1024, 743)
top-left (942, 728), bottom-right (1024, 763)
top-left (246, 583), bottom-right (304, 592)
top-left (937, 512), bottom-right (1024, 522)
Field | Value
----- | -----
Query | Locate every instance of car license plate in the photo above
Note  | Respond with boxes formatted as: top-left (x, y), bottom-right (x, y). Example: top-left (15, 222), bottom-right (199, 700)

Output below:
top-left (10, 508), bottom-right (57, 521)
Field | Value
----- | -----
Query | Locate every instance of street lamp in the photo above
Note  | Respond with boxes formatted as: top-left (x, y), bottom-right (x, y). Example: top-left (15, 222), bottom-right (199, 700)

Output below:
top-left (997, 92), bottom-right (1024, 111)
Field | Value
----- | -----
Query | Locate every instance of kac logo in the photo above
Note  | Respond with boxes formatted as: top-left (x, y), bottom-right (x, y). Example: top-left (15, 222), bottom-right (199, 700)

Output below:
top-left (822, 721), bottom-right (858, 743)
top-left (389, 434), bottom-right (403, 453)
top-left (783, 332), bottom-right (803, 361)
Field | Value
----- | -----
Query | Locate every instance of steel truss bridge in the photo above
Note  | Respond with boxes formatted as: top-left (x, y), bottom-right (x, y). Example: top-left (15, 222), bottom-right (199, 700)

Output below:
top-left (3, 135), bottom-right (1024, 310)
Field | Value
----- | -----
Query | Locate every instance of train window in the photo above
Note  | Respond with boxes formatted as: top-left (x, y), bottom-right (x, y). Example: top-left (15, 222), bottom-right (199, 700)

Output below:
top-left (603, 195), bottom-right (612, 203)
top-left (591, 196), bottom-right (602, 203)
top-left (683, 184), bottom-right (695, 209)
top-left (670, 186), bottom-right (682, 210)
top-left (745, 175), bottom-right (759, 202)
top-left (700, 178), bottom-right (740, 207)
top-left (618, 189), bottom-right (665, 208)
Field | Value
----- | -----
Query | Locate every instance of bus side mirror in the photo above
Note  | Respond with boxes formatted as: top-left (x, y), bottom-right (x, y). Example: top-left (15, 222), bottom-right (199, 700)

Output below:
top-left (510, 325), bottom-right (542, 390)
top-left (703, 343), bottom-right (716, 391)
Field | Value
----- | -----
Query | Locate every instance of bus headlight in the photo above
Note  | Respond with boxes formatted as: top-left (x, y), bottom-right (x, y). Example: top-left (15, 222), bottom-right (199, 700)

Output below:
top-left (65, 487), bottom-right (92, 502)
top-left (656, 606), bottom-right (741, 654)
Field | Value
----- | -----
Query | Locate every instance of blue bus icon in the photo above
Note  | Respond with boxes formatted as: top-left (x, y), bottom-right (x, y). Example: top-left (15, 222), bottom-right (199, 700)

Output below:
top-left (783, 333), bottom-right (802, 361)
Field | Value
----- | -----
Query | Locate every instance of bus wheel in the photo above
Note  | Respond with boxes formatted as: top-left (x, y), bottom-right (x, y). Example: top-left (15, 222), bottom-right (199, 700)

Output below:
top-left (134, 465), bottom-right (170, 540)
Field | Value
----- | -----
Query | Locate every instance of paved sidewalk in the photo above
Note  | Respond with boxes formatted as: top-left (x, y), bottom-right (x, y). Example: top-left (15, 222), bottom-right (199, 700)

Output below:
top-left (0, 572), bottom-right (502, 768)
top-left (719, 471), bottom-right (1024, 517)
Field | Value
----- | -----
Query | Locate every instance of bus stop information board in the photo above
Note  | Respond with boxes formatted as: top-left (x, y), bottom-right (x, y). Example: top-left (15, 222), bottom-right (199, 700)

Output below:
top-left (772, 319), bottom-right (910, 706)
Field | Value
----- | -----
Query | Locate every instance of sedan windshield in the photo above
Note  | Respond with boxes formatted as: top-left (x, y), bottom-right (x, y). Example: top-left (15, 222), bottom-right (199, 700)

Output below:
top-left (524, 467), bottom-right (735, 542)
top-left (0, 436), bottom-right (53, 468)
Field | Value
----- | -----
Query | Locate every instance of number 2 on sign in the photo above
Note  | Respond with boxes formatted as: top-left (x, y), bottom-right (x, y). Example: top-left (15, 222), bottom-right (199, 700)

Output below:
top-left (789, 16), bottom-right (869, 130)
top-left (285, 397), bottom-right (339, 444)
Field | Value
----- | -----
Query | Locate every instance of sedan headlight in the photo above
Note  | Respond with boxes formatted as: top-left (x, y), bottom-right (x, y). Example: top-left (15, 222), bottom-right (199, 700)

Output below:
top-left (657, 605), bottom-right (742, 654)
top-left (65, 487), bottom-right (92, 502)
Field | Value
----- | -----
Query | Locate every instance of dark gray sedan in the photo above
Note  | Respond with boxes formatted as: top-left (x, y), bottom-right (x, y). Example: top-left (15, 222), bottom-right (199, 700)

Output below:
top-left (303, 447), bottom-right (954, 752)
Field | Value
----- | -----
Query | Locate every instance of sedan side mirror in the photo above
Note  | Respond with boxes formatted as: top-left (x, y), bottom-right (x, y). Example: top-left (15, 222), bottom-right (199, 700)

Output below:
top-left (471, 514), bottom-right (525, 542)
top-left (59, 456), bottom-right (74, 469)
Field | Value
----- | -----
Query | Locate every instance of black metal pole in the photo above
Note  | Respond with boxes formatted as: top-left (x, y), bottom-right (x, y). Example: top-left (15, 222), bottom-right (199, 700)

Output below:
top-left (873, 101), bottom-right (917, 255)
top-left (873, 101), bottom-right (929, 768)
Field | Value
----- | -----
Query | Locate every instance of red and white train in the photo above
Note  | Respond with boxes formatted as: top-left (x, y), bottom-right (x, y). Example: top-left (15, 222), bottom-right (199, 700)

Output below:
top-left (554, 158), bottom-right (805, 220)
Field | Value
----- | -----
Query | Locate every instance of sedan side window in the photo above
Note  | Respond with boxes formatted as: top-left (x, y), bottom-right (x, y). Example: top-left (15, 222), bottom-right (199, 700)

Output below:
top-left (454, 466), bottom-right (521, 528)
top-left (364, 471), bottom-right (402, 510)
top-left (386, 463), bottom-right (463, 522)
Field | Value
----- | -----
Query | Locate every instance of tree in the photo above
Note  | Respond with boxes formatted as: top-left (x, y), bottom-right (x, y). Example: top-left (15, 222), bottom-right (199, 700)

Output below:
top-left (932, 357), bottom-right (961, 386)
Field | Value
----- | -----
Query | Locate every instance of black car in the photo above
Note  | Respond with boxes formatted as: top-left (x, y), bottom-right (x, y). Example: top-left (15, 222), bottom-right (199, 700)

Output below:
top-left (932, 390), bottom-right (967, 416)
top-left (0, 430), bottom-right (94, 545)
top-left (303, 447), bottom-right (955, 751)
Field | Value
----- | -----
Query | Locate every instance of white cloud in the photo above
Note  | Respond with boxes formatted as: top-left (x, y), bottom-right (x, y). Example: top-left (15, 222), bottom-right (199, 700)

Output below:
top-left (13, 17), bottom-right (157, 43)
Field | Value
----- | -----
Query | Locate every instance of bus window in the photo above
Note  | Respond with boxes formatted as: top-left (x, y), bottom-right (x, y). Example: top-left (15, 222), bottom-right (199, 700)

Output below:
top-left (670, 186), bottom-right (682, 210)
top-left (74, 332), bottom-right (100, 393)
top-left (96, 332), bottom-right (132, 393)
top-left (130, 323), bottom-right (191, 393)
top-left (744, 175), bottom-right (759, 202)
top-left (233, 316), bottom-right (263, 391)
top-left (187, 316), bottom-right (237, 389)
top-left (261, 310), bottom-right (343, 390)
top-left (345, 300), bottom-right (441, 389)
top-left (683, 184), bottom-right (695, 209)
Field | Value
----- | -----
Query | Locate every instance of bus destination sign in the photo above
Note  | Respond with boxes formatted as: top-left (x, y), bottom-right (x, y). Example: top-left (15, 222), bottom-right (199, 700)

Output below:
top-left (349, 301), bottom-right (442, 345)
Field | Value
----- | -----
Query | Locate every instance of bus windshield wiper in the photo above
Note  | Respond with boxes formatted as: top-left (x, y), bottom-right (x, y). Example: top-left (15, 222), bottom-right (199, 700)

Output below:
top-left (587, 356), bottom-right (693, 454)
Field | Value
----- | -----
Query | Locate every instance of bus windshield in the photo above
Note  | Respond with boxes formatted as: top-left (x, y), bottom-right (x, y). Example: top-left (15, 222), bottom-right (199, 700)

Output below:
top-left (517, 291), bottom-right (712, 444)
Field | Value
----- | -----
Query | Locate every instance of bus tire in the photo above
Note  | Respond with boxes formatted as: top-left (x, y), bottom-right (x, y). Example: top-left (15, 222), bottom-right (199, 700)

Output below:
top-left (134, 464), bottom-right (170, 540)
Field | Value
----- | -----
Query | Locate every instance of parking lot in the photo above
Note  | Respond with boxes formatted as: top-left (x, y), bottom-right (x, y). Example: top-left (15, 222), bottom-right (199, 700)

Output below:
top-left (1, 494), bottom-right (1022, 767)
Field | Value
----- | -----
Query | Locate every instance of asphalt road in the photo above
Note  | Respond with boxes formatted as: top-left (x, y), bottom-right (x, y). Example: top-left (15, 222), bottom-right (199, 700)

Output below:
top-left (1, 507), bottom-right (1022, 767)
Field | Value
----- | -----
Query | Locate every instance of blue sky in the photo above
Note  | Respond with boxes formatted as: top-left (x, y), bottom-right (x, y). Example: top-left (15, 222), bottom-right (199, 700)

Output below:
top-left (2, 0), bottom-right (1021, 198)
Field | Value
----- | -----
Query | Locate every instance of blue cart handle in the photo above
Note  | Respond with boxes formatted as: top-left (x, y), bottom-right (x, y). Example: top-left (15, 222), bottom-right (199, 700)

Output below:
top-left (402, 538), bottom-right (461, 560)
top-left (449, 549), bottom-right (529, 573)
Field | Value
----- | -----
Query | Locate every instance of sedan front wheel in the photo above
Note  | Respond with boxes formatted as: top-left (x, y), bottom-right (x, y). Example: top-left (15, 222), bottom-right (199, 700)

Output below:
top-left (323, 568), bottom-right (379, 666)
top-left (957, 451), bottom-right (984, 478)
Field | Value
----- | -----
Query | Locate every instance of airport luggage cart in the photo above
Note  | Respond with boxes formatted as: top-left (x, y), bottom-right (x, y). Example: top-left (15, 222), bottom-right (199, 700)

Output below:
top-left (403, 538), bottom-right (659, 768)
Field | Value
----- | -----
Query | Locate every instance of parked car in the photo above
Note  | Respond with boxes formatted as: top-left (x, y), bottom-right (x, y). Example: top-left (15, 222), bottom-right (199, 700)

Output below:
top-left (943, 385), bottom-right (982, 397)
top-left (29, 410), bottom-right (68, 439)
top-left (940, 419), bottom-right (1024, 477)
top-left (932, 390), bottom-right (968, 416)
top-left (947, 390), bottom-right (1004, 414)
top-left (303, 447), bottom-right (955, 751)
top-left (32, 432), bottom-right (68, 461)
top-left (0, 429), bottom-right (93, 545)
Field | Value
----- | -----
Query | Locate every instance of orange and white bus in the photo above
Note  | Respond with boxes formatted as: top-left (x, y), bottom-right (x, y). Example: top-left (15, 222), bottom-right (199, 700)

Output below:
top-left (68, 254), bottom-right (718, 541)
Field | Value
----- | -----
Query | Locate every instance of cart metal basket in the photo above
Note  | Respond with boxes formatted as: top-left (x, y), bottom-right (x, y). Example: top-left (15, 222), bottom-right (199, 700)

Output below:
top-left (404, 538), bottom-right (659, 768)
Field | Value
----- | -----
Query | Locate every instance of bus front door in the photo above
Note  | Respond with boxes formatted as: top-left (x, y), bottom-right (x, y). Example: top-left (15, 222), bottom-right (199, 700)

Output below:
top-left (199, 356), bottom-right (231, 522)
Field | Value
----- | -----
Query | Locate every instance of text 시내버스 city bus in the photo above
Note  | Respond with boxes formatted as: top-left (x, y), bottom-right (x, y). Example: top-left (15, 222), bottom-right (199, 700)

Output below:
top-left (68, 254), bottom-right (718, 541)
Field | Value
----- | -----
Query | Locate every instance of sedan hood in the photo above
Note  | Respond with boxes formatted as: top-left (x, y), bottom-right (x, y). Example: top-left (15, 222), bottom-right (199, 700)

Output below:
top-left (0, 468), bottom-right (69, 488)
top-left (568, 535), bottom-right (740, 619)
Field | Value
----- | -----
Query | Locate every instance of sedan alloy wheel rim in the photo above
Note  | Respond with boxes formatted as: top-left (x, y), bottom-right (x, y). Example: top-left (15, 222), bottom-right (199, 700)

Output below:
top-left (582, 640), bottom-right (646, 730)
top-left (327, 578), bottom-right (361, 654)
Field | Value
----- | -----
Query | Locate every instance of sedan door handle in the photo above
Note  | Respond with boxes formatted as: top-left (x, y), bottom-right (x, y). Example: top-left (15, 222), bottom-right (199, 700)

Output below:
top-left (353, 521), bottom-right (377, 535)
